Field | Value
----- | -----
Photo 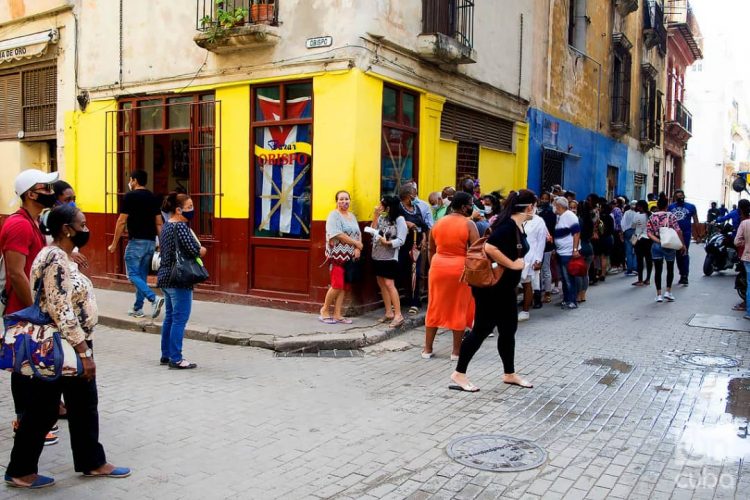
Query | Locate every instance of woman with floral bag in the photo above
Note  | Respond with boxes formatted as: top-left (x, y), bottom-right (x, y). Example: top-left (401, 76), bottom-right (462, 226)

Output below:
top-left (320, 190), bottom-right (362, 324)
top-left (5, 204), bottom-right (130, 489)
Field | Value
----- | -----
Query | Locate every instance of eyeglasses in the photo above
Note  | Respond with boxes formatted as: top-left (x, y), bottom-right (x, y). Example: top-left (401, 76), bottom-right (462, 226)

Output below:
top-left (32, 183), bottom-right (54, 193)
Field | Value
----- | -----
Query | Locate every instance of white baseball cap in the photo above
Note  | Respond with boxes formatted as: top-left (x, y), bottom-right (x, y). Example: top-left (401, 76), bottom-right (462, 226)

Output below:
top-left (14, 169), bottom-right (59, 197)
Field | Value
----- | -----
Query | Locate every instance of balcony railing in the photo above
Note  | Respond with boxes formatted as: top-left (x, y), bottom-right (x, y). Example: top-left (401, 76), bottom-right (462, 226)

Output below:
top-left (664, 0), bottom-right (703, 59)
top-left (672, 99), bottom-right (692, 134)
top-left (422, 0), bottom-right (474, 50)
top-left (196, 0), bottom-right (278, 31)
top-left (643, 1), bottom-right (667, 55)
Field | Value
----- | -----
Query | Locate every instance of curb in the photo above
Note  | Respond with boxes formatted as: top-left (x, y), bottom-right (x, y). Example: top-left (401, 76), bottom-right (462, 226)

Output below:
top-left (97, 312), bottom-right (426, 352)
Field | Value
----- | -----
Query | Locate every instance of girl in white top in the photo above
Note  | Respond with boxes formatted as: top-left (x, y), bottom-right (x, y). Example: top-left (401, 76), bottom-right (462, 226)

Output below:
top-left (632, 200), bottom-right (653, 286)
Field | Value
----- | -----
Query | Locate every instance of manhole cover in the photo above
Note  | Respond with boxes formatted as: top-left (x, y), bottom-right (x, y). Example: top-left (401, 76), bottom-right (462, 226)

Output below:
top-left (446, 434), bottom-right (547, 472)
top-left (678, 353), bottom-right (740, 368)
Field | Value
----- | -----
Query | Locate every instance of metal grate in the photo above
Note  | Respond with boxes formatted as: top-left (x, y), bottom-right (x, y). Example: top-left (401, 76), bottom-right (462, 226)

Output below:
top-left (455, 142), bottom-right (479, 187)
top-left (22, 66), bottom-right (56, 135)
top-left (274, 350), bottom-right (364, 358)
top-left (541, 149), bottom-right (564, 193)
top-left (441, 103), bottom-right (514, 152)
top-left (0, 73), bottom-right (22, 137)
top-left (421, 0), bottom-right (474, 49)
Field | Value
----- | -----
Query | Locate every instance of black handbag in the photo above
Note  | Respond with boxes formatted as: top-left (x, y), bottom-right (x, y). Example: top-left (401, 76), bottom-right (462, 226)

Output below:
top-left (168, 232), bottom-right (209, 287)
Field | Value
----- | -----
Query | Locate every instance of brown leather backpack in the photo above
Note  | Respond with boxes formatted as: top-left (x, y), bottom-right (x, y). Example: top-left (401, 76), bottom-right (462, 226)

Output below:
top-left (461, 222), bottom-right (523, 287)
top-left (460, 236), bottom-right (503, 287)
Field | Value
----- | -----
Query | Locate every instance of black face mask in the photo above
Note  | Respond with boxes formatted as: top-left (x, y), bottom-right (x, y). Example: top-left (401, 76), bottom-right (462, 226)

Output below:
top-left (68, 227), bottom-right (91, 249)
top-left (33, 192), bottom-right (57, 208)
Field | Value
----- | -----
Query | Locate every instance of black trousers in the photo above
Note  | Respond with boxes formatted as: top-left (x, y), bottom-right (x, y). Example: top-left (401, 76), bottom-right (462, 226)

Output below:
top-left (653, 258), bottom-right (675, 291)
top-left (11, 372), bottom-right (34, 417)
top-left (7, 375), bottom-right (106, 477)
top-left (635, 238), bottom-right (653, 282)
top-left (456, 283), bottom-right (518, 374)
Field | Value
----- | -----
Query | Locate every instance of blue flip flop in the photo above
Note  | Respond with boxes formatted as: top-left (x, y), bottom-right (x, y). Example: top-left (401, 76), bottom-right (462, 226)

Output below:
top-left (82, 467), bottom-right (131, 478)
top-left (4, 474), bottom-right (55, 489)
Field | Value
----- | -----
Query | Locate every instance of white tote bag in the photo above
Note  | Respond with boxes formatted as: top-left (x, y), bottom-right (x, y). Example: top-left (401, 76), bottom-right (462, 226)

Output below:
top-left (659, 218), bottom-right (682, 250)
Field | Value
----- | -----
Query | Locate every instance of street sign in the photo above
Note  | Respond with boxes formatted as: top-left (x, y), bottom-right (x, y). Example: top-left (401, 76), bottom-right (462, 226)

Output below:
top-left (306, 36), bottom-right (333, 49)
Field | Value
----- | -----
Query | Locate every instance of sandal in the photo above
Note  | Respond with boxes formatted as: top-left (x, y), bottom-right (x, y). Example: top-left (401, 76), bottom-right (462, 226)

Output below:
top-left (408, 306), bottom-right (419, 315)
top-left (378, 315), bottom-right (395, 323)
top-left (335, 318), bottom-right (353, 324)
top-left (449, 381), bottom-right (480, 392)
top-left (318, 316), bottom-right (336, 324)
top-left (389, 316), bottom-right (405, 328)
top-left (168, 360), bottom-right (197, 370)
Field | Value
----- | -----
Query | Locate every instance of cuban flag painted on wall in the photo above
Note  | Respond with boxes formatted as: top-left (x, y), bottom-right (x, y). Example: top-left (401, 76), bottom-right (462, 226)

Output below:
top-left (254, 95), bottom-right (312, 236)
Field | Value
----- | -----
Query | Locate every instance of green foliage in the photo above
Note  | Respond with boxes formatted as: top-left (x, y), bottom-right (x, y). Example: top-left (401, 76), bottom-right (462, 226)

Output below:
top-left (200, 1), bottom-right (249, 44)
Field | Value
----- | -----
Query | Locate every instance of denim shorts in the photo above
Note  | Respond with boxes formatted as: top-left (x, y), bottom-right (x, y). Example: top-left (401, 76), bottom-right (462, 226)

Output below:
top-left (651, 243), bottom-right (676, 261)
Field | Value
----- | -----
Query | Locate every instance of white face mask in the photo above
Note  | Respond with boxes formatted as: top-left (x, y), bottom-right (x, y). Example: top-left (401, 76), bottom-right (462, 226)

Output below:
top-left (442, 198), bottom-right (451, 207)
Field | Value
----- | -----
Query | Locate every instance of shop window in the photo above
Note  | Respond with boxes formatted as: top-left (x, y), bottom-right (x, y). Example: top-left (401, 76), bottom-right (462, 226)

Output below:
top-left (0, 65), bottom-right (56, 140)
top-left (252, 81), bottom-right (313, 239)
top-left (381, 85), bottom-right (419, 196)
top-left (107, 94), bottom-right (219, 238)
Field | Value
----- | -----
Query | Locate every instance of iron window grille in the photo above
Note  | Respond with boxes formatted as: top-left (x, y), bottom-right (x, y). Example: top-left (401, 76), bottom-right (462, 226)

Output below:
top-left (421, 0), bottom-right (474, 50)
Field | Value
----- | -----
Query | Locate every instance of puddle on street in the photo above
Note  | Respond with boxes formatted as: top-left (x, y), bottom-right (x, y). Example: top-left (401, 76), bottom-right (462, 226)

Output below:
top-left (583, 358), bottom-right (633, 373)
top-left (678, 376), bottom-right (750, 463)
top-left (727, 378), bottom-right (750, 419)
top-left (584, 358), bottom-right (633, 385)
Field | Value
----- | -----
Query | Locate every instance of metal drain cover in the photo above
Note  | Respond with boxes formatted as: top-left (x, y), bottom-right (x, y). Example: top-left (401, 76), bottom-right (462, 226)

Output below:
top-left (446, 434), bottom-right (547, 472)
top-left (678, 353), bottom-right (740, 368)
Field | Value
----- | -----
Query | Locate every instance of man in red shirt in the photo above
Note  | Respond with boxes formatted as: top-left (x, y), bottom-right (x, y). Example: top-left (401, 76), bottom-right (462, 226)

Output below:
top-left (0, 168), bottom-right (60, 446)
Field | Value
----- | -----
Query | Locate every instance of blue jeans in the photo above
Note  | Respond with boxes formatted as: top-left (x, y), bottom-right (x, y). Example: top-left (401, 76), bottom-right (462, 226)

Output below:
top-left (557, 254), bottom-right (578, 305)
top-left (124, 239), bottom-right (156, 311)
top-left (744, 262), bottom-right (750, 316)
top-left (160, 287), bottom-right (193, 363)
top-left (623, 229), bottom-right (637, 273)
top-left (676, 239), bottom-right (691, 278)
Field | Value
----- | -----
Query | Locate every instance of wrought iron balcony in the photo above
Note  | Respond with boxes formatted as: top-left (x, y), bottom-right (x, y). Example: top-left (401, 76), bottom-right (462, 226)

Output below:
top-left (643, 0), bottom-right (667, 55)
top-left (666, 99), bottom-right (692, 143)
top-left (665, 0), bottom-right (703, 60)
top-left (417, 0), bottom-right (476, 64)
top-left (194, 0), bottom-right (279, 53)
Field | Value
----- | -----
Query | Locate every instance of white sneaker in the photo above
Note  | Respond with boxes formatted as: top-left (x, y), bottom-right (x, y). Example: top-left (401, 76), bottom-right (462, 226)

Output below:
top-left (551, 287), bottom-right (560, 294)
top-left (518, 311), bottom-right (530, 322)
top-left (421, 351), bottom-right (434, 359)
top-left (655, 295), bottom-right (663, 303)
top-left (664, 291), bottom-right (675, 302)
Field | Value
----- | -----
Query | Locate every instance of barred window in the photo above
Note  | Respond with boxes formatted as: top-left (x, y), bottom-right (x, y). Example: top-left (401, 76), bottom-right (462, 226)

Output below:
top-left (0, 65), bottom-right (56, 139)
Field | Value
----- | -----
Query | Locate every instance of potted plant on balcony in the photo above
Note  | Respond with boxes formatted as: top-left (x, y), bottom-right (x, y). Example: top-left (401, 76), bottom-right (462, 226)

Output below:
top-left (251, 0), bottom-right (275, 25)
top-left (199, 0), bottom-right (249, 44)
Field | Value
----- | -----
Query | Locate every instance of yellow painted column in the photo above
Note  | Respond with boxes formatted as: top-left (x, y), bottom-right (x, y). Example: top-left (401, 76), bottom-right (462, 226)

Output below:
top-left (514, 121), bottom-right (530, 190)
top-left (418, 94), bottom-right (446, 197)
top-left (312, 69), bottom-right (382, 221)
top-left (63, 99), bottom-right (117, 214)
top-left (437, 139), bottom-right (458, 191)
top-left (215, 85), bottom-right (250, 219)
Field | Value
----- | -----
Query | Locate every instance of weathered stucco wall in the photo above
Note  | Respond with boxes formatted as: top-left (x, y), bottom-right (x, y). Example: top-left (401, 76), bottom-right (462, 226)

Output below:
top-left (0, 0), bottom-right (71, 21)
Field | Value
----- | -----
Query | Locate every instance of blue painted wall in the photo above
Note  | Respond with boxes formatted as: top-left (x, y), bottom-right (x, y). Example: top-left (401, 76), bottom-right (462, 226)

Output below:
top-left (527, 108), bottom-right (632, 198)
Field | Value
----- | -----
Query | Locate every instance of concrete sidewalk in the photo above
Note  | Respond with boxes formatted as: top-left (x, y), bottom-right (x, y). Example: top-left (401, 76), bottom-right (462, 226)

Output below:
top-left (95, 288), bottom-right (424, 352)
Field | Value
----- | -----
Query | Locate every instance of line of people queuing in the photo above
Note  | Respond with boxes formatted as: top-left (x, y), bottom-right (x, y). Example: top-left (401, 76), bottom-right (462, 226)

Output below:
top-left (319, 179), bottom-right (699, 392)
top-left (0, 168), bottom-right (208, 488)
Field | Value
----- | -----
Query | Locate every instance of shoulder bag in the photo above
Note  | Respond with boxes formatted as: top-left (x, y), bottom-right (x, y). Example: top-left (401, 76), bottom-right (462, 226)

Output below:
top-left (1, 255), bottom-right (82, 380)
top-left (168, 227), bottom-right (209, 287)
top-left (659, 216), bottom-right (683, 250)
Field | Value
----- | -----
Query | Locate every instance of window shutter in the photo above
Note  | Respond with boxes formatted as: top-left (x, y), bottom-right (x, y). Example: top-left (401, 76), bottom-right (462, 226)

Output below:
top-left (0, 73), bottom-right (22, 137)
top-left (22, 66), bottom-right (57, 134)
top-left (441, 103), bottom-right (514, 152)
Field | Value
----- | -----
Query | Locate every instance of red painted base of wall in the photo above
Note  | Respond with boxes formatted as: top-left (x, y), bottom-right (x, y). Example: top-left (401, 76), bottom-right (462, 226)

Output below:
top-left (81, 214), bottom-right (382, 313)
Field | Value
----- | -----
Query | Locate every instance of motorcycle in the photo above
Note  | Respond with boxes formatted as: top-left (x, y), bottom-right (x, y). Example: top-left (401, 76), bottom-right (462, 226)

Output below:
top-left (735, 261), bottom-right (746, 300)
top-left (703, 222), bottom-right (739, 276)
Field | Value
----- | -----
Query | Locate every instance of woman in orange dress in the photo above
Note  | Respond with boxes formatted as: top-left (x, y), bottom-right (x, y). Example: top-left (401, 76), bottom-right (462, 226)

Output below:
top-left (422, 192), bottom-right (480, 359)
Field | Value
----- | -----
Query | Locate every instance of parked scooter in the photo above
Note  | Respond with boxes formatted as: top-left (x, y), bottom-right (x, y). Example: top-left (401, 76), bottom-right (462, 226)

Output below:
top-left (703, 222), bottom-right (738, 275)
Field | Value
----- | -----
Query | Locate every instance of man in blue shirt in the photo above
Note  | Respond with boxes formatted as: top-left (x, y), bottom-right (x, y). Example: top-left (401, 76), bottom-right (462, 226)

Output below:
top-left (668, 190), bottom-right (699, 285)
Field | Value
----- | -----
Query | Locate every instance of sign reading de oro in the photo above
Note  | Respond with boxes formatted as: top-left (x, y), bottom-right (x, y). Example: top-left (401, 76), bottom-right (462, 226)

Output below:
top-left (0, 47), bottom-right (27, 60)
top-left (305, 36), bottom-right (333, 49)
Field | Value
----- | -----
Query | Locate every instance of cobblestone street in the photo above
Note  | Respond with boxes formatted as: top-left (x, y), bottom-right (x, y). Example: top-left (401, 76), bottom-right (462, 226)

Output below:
top-left (1, 253), bottom-right (749, 499)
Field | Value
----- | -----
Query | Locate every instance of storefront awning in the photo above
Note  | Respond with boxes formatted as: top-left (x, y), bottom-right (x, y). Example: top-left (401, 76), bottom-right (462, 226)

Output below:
top-left (0, 29), bottom-right (59, 65)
